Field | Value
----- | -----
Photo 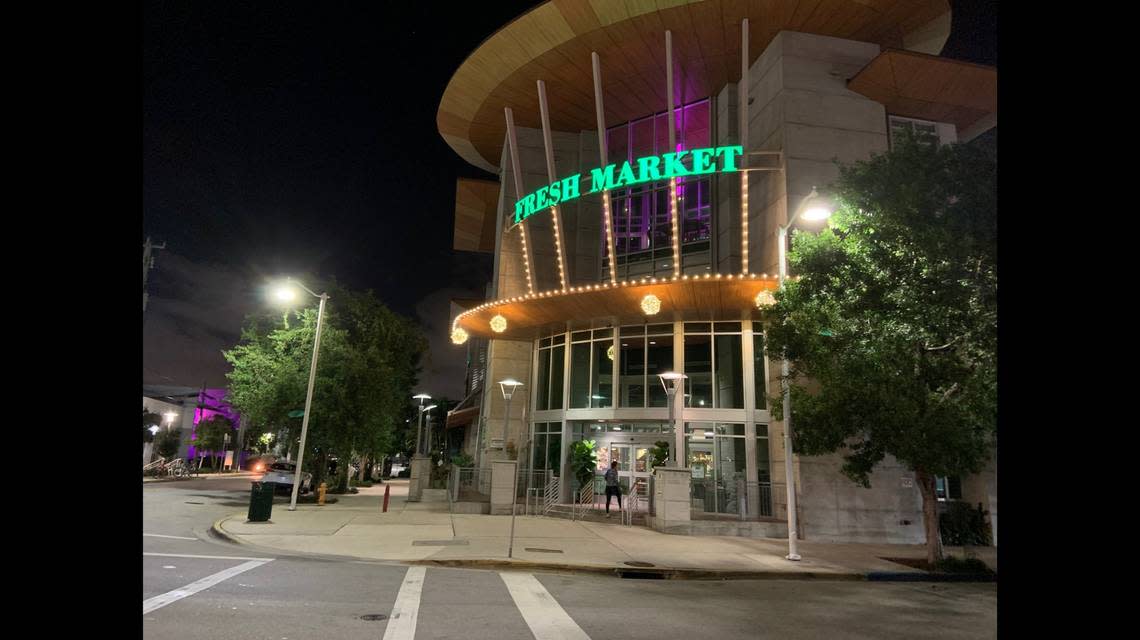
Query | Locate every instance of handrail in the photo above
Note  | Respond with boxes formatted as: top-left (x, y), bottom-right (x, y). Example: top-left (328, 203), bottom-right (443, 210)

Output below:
top-left (543, 476), bottom-right (559, 515)
top-left (574, 481), bottom-right (594, 521)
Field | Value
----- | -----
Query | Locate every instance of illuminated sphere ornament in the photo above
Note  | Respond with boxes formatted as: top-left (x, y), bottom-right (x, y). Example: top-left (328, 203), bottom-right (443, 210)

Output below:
top-left (450, 327), bottom-right (469, 345)
top-left (754, 291), bottom-right (777, 308)
top-left (490, 315), bottom-right (508, 333)
top-left (640, 294), bottom-right (661, 316)
top-left (607, 345), bottom-right (615, 361)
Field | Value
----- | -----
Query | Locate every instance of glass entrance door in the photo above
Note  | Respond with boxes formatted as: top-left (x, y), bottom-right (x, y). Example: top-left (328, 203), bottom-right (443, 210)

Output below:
top-left (596, 438), bottom-right (656, 494)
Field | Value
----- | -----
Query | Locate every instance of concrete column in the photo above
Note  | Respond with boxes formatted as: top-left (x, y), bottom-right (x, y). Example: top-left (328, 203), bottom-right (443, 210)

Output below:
top-left (651, 466), bottom-right (691, 534)
top-left (490, 459), bottom-right (518, 515)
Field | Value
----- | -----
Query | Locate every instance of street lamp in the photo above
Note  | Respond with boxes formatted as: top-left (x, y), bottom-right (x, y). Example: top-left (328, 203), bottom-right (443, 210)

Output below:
top-left (657, 372), bottom-right (687, 465)
top-left (272, 277), bottom-right (329, 512)
top-left (776, 186), bottom-right (834, 561)
top-left (413, 393), bottom-right (432, 457)
top-left (499, 378), bottom-right (524, 559)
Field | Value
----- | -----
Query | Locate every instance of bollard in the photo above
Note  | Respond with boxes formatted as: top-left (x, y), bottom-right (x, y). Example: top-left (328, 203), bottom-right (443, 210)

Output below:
top-left (318, 481), bottom-right (327, 506)
top-left (382, 483), bottom-right (390, 512)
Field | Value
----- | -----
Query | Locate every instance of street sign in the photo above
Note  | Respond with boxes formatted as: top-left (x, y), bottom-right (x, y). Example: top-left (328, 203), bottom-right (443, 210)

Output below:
top-left (288, 410), bottom-right (305, 418)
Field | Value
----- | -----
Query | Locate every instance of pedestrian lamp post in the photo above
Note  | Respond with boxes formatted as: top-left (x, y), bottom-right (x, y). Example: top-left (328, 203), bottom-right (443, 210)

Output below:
top-left (657, 372), bottom-right (687, 465)
top-left (499, 378), bottom-right (523, 558)
top-left (412, 393), bottom-right (432, 456)
top-left (272, 278), bottom-right (329, 512)
top-left (421, 405), bottom-right (438, 457)
top-left (775, 186), bottom-right (834, 561)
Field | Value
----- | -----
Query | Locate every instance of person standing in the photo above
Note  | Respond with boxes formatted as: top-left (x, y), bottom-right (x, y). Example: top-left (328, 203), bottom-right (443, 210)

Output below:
top-left (604, 460), bottom-right (622, 517)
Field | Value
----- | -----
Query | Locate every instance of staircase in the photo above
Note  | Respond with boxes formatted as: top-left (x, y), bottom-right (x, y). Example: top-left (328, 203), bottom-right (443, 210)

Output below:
top-left (543, 502), bottom-right (648, 526)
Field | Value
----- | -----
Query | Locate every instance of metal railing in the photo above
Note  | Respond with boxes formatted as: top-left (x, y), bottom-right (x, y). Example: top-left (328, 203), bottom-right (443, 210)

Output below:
top-left (574, 481), bottom-right (594, 521)
top-left (450, 466), bottom-right (491, 503)
top-left (543, 476), bottom-right (559, 515)
top-left (621, 478), bottom-right (649, 526)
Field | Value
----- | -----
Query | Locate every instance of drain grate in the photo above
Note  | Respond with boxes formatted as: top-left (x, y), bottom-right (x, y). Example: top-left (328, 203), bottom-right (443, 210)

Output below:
top-left (623, 561), bottom-right (655, 568)
top-left (524, 548), bottom-right (563, 554)
top-left (360, 614), bottom-right (388, 621)
top-left (411, 539), bottom-right (469, 546)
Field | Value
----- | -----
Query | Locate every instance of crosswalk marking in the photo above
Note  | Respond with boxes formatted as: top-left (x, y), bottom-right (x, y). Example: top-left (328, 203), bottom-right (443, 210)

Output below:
top-left (382, 566), bottom-right (427, 640)
top-left (500, 572), bottom-right (591, 640)
top-left (143, 559), bottom-right (273, 615)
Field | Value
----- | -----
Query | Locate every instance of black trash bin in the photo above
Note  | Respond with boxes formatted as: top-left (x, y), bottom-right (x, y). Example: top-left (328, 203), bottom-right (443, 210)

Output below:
top-left (248, 481), bottom-right (274, 522)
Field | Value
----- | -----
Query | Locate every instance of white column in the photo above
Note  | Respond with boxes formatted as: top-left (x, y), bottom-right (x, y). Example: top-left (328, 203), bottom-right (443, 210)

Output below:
top-left (536, 80), bottom-right (569, 291)
top-left (591, 52), bottom-right (618, 284)
top-left (504, 107), bottom-right (536, 295)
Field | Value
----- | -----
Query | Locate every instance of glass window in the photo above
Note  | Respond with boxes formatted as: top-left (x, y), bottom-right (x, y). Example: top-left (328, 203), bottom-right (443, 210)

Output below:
top-left (646, 335), bottom-right (674, 407)
top-left (550, 344), bottom-right (564, 410)
top-left (569, 342), bottom-right (591, 408)
top-left (533, 433), bottom-right (547, 471)
top-left (684, 333), bottom-right (712, 407)
top-left (714, 334), bottom-right (744, 408)
top-left (755, 429), bottom-right (770, 483)
top-left (536, 348), bottom-right (551, 411)
top-left (548, 434), bottom-right (561, 475)
top-left (619, 336), bottom-right (645, 408)
top-left (753, 329), bottom-right (767, 410)
top-left (592, 341), bottom-right (613, 408)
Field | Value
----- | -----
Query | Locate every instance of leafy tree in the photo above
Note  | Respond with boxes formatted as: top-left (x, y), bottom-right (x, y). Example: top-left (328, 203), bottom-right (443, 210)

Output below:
top-left (764, 131), bottom-right (996, 564)
top-left (224, 281), bottom-right (428, 489)
top-left (194, 416), bottom-right (233, 469)
top-left (569, 440), bottom-right (598, 491)
top-left (143, 408), bottom-right (162, 443)
top-left (154, 428), bottom-right (181, 459)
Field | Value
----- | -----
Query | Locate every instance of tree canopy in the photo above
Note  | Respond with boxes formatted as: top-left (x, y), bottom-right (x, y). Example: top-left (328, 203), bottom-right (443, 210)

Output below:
top-left (223, 281), bottom-right (428, 486)
top-left (764, 130), bottom-right (996, 562)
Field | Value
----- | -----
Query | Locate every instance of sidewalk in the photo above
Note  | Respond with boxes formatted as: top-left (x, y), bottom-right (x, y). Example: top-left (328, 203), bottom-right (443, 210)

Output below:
top-left (144, 470), bottom-right (261, 483)
top-left (213, 479), bottom-right (996, 580)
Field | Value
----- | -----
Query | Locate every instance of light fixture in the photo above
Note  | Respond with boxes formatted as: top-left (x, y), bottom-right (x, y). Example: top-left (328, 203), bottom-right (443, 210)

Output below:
top-left (755, 291), bottom-right (776, 308)
top-left (148, 425), bottom-right (160, 436)
top-left (640, 294), bottom-right (661, 316)
top-left (802, 205), bottom-right (832, 221)
top-left (451, 327), bottom-right (469, 344)
top-left (163, 412), bottom-right (177, 423)
top-left (499, 378), bottom-right (523, 400)
top-left (273, 286), bottom-right (297, 303)
top-left (490, 315), bottom-right (508, 333)
top-left (607, 345), bottom-right (615, 360)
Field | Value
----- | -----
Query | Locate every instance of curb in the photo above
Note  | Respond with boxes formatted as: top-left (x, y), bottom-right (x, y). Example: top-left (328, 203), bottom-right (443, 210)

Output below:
top-left (209, 518), bottom-right (996, 583)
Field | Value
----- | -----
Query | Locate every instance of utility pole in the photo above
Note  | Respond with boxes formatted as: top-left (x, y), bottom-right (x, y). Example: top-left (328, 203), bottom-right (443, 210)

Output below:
top-left (143, 236), bottom-right (166, 312)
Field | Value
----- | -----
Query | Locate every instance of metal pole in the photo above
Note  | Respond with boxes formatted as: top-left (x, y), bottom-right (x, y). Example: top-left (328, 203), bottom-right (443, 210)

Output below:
top-left (289, 293), bottom-right (327, 511)
top-left (667, 387), bottom-right (678, 465)
top-left (508, 460), bottom-right (518, 558)
top-left (777, 225), bottom-right (801, 560)
top-left (502, 394), bottom-right (512, 448)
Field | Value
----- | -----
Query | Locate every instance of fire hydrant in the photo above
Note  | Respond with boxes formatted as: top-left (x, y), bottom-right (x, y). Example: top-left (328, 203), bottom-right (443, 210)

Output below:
top-left (317, 482), bottom-right (328, 505)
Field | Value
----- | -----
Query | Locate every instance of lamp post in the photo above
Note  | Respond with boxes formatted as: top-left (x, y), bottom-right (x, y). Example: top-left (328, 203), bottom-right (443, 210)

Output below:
top-left (499, 378), bottom-right (523, 558)
top-left (776, 186), bottom-right (834, 561)
top-left (413, 394), bottom-right (431, 456)
top-left (273, 278), bottom-right (329, 512)
top-left (657, 372), bottom-right (687, 465)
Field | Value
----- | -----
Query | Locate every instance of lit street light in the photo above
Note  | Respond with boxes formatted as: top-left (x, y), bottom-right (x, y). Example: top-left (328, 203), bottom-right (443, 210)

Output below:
top-left (499, 378), bottom-right (523, 558)
top-left (776, 186), bottom-right (834, 561)
top-left (657, 372), bottom-right (686, 465)
top-left (412, 393), bottom-right (432, 456)
top-left (272, 278), bottom-right (329, 512)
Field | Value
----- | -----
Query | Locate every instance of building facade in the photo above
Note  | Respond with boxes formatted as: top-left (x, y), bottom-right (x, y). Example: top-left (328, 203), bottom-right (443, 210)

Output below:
top-left (440, 0), bottom-right (996, 544)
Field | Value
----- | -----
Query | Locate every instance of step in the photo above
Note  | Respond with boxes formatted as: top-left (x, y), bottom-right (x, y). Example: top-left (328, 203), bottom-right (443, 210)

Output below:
top-left (421, 489), bottom-right (448, 503)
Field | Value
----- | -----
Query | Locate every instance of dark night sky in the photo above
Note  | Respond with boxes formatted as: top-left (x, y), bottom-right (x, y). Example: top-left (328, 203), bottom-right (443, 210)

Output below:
top-left (143, 1), bottom-right (995, 397)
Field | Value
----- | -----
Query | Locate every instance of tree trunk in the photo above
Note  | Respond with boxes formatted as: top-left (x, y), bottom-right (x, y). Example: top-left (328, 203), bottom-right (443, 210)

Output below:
top-left (915, 469), bottom-right (944, 566)
top-left (358, 456), bottom-right (368, 482)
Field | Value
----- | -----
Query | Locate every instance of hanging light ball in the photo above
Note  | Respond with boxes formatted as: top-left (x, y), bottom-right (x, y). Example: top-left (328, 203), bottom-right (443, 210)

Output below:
top-left (490, 315), bottom-right (508, 333)
top-left (451, 327), bottom-right (469, 345)
top-left (640, 294), bottom-right (662, 316)
top-left (754, 291), bottom-right (776, 309)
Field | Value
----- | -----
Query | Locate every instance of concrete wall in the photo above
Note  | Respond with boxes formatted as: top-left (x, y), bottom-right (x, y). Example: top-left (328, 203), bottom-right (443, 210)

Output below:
top-left (142, 396), bottom-right (196, 460)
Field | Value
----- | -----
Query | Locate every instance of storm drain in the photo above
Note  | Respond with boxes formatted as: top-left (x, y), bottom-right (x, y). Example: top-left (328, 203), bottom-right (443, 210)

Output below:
top-left (524, 548), bottom-right (563, 554)
top-left (623, 561), bottom-right (655, 567)
top-left (411, 539), bottom-right (469, 546)
top-left (360, 614), bottom-right (388, 621)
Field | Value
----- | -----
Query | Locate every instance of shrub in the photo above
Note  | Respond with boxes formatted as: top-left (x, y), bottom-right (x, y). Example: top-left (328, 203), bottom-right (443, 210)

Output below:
top-left (569, 440), bottom-right (597, 490)
top-left (939, 501), bottom-right (992, 546)
top-left (451, 453), bottom-right (475, 468)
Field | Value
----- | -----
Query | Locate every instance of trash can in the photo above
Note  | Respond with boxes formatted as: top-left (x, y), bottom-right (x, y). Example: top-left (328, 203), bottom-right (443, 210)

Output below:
top-left (248, 481), bottom-right (274, 522)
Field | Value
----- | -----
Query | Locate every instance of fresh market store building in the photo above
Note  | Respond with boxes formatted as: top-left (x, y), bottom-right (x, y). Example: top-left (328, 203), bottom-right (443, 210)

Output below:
top-left (441, 0), bottom-right (996, 544)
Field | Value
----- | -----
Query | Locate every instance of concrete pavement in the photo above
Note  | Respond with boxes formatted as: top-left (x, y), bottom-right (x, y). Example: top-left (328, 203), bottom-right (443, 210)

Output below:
top-left (212, 479), bottom-right (996, 580)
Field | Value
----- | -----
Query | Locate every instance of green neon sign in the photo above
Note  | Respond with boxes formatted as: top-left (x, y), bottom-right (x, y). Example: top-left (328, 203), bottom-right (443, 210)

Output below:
top-left (513, 145), bottom-right (743, 224)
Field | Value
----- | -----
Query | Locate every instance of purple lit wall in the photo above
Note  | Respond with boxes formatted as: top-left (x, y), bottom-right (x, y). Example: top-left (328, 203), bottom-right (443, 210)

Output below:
top-left (186, 388), bottom-right (242, 464)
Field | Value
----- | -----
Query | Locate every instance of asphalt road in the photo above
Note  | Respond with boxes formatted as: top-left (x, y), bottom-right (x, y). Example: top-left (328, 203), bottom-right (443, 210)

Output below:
top-left (143, 477), bottom-right (997, 639)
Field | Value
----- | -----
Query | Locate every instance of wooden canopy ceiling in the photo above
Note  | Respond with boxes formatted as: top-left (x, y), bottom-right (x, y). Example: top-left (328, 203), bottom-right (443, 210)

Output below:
top-left (438, 0), bottom-right (951, 172)
top-left (453, 178), bottom-right (500, 253)
top-left (847, 49), bottom-right (996, 133)
top-left (453, 274), bottom-right (779, 341)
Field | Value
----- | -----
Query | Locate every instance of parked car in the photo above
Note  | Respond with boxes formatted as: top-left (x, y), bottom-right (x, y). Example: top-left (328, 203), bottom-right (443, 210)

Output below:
top-left (260, 461), bottom-right (312, 495)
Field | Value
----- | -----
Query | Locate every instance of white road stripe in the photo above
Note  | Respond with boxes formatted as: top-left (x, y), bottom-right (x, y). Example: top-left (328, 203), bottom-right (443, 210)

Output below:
top-left (382, 566), bottom-right (427, 640)
top-left (500, 572), bottom-right (591, 640)
top-left (144, 552), bottom-right (273, 561)
top-left (143, 559), bottom-right (272, 614)
top-left (144, 533), bottom-right (198, 540)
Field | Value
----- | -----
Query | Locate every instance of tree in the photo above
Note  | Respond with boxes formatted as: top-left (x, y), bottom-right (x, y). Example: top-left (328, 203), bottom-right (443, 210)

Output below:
top-left (194, 416), bottom-right (233, 469)
top-left (224, 281), bottom-right (428, 489)
top-left (764, 131), bottom-right (996, 565)
top-left (154, 428), bottom-right (181, 459)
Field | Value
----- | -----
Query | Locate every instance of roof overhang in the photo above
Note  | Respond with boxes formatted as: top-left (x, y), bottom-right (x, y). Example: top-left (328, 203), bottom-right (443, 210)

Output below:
top-left (453, 178), bottom-right (500, 253)
top-left (438, 0), bottom-right (952, 172)
top-left (848, 49), bottom-right (997, 135)
top-left (452, 274), bottom-right (779, 342)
